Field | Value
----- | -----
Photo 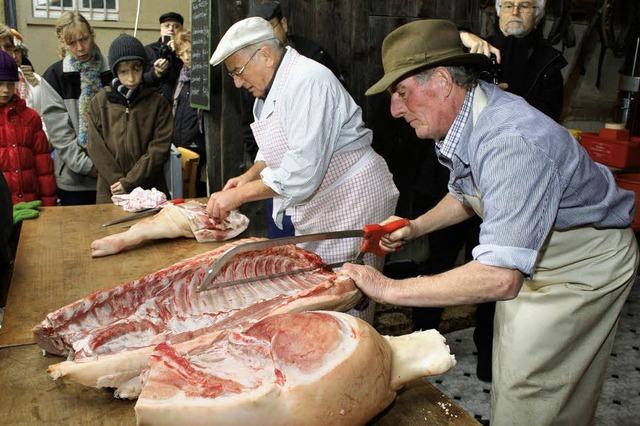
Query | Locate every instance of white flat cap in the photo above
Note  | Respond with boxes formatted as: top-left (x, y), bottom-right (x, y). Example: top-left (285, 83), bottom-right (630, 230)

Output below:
top-left (210, 17), bottom-right (276, 66)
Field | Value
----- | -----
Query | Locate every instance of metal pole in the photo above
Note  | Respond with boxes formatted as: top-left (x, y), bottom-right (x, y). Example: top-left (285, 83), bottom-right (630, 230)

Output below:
top-left (4, 0), bottom-right (17, 28)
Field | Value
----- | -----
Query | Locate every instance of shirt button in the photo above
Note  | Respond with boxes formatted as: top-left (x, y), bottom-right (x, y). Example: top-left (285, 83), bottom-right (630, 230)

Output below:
top-left (15, 169), bottom-right (19, 173)
top-left (18, 194), bottom-right (23, 198)
top-left (12, 144), bottom-right (16, 147)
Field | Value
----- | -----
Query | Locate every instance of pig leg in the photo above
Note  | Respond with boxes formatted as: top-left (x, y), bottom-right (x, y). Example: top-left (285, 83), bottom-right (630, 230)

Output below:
top-left (91, 206), bottom-right (194, 257)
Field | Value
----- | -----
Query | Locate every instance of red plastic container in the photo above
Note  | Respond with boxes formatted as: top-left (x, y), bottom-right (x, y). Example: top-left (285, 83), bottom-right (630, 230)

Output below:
top-left (614, 173), bottom-right (640, 230)
top-left (580, 127), bottom-right (640, 168)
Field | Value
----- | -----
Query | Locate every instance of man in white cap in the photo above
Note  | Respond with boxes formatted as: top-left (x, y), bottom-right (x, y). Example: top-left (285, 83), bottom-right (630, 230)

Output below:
top-left (207, 17), bottom-right (399, 322)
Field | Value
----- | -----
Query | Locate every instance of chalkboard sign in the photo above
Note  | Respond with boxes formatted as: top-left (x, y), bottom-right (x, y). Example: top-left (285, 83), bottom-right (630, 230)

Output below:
top-left (191, 0), bottom-right (212, 110)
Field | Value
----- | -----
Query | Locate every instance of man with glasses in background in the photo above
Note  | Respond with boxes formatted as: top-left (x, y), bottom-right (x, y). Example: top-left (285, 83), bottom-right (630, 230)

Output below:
top-left (207, 17), bottom-right (399, 324)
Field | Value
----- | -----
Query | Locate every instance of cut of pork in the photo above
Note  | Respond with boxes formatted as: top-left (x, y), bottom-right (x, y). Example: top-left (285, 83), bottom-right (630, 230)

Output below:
top-left (135, 311), bottom-right (456, 426)
top-left (34, 239), bottom-right (361, 395)
top-left (90, 201), bottom-right (249, 257)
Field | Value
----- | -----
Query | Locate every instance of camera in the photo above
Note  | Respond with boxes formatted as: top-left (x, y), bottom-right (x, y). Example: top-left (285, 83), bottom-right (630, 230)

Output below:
top-left (158, 35), bottom-right (173, 60)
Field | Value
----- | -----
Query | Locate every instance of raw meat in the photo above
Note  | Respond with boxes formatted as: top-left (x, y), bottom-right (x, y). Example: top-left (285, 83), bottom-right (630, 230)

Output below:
top-left (111, 187), bottom-right (167, 212)
top-left (90, 201), bottom-right (249, 257)
top-left (35, 239), bottom-right (361, 396)
top-left (135, 311), bottom-right (456, 426)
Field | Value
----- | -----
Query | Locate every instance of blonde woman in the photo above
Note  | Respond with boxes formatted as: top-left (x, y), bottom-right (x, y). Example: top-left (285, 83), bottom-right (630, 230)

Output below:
top-left (40, 11), bottom-right (111, 205)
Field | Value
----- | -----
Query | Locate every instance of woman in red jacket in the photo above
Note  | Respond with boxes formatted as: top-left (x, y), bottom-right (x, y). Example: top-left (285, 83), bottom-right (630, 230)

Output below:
top-left (0, 50), bottom-right (56, 206)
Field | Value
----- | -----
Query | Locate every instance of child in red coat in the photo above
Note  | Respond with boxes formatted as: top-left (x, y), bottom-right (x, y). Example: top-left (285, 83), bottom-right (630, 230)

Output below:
top-left (0, 50), bottom-right (56, 206)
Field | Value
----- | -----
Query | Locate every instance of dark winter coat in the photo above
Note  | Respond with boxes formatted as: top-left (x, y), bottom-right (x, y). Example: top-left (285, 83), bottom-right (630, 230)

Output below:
top-left (488, 26), bottom-right (568, 122)
top-left (143, 38), bottom-right (183, 102)
top-left (87, 86), bottom-right (172, 203)
top-left (172, 77), bottom-right (205, 158)
top-left (0, 96), bottom-right (57, 206)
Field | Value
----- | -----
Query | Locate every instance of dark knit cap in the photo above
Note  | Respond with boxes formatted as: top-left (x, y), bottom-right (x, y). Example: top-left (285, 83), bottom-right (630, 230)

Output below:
top-left (253, 1), bottom-right (283, 21)
top-left (159, 12), bottom-right (184, 26)
top-left (0, 50), bottom-right (19, 82)
top-left (108, 34), bottom-right (147, 74)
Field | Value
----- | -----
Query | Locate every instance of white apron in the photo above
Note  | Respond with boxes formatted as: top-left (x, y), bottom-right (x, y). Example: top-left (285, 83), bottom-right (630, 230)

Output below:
top-left (464, 88), bottom-right (639, 425)
top-left (250, 49), bottom-right (399, 322)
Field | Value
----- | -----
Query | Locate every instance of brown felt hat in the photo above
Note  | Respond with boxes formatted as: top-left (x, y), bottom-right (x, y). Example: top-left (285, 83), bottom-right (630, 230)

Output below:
top-left (366, 19), bottom-right (491, 95)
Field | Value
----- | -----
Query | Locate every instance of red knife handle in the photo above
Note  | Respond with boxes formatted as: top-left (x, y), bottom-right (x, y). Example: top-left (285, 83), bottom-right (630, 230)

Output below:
top-left (360, 218), bottom-right (411, 256)
top-left (170, 198), bottom-right (185, 204)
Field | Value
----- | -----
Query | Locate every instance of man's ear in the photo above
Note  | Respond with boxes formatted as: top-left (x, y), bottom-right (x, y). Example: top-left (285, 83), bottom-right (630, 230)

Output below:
top-left (433, 67), bottom-right (454, 98)
top-left (280, 17), bottom-right (289, 34)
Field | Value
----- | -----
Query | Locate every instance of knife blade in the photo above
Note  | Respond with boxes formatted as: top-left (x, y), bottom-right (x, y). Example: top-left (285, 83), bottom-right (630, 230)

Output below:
top-left (101, 198), bottom-right (185, 227)
top-left (197, 218), bottom-right (409, 292)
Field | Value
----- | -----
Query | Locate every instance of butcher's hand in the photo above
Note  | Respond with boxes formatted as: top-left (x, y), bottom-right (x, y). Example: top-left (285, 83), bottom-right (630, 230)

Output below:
top-left (459, 31), bottom-right (501, 63)
top-left (110, 181), bottom-right (125, 195)
top-left (340, 263), bottom-right (394, 304)
top-left (379, 215), bottom-right (417, 252)
top-left (222, 175), bottom-right (251, 191)
top-left (206, 188), bottom-right (243, 219)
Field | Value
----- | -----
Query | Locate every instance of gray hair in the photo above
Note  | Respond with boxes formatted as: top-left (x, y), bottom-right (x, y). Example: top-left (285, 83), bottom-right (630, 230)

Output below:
top-left (495, 0), bottom-right (546, 24)
top-left (239, 37), bottom-right (283, 57)
top-left (415, 66), bottom-right (478, 89)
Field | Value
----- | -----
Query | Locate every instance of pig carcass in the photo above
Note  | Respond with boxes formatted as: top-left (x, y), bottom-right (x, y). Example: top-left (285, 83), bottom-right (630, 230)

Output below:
top-left (34, 239), bottom-right (361, 397)
top-left (135, 311), bottom-right (456, 426)
top-left (91, 201), bottom-right (249, 257)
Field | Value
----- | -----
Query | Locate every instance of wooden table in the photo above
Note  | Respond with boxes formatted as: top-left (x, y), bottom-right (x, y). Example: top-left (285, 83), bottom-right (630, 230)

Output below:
top-left (0, 204), bottom-right (479, 425)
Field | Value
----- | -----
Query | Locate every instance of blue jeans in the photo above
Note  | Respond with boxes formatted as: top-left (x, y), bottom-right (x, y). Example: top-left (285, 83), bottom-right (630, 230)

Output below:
top-left (264, 198), bottom-right (295, 238)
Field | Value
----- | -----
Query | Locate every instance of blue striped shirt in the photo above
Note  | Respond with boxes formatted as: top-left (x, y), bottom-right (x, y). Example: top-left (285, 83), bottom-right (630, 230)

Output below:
top-left (435, 82), bottom-right (635, 275)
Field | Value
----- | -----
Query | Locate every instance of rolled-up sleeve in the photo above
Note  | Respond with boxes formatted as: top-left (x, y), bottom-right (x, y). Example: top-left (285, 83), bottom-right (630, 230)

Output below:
top-left (260, 77), bottom-right (342, 207)
top-left (471, 134), bottom-right (563, 275)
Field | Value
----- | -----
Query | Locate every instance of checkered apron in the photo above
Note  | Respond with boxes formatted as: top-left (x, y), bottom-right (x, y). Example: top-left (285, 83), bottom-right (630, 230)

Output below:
top-left (251, 49), bottom-right (399, 321)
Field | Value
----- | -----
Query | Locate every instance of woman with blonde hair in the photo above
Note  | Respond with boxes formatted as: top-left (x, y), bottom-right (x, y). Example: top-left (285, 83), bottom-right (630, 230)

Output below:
top-left (40, 11), bottom-right (111, 205)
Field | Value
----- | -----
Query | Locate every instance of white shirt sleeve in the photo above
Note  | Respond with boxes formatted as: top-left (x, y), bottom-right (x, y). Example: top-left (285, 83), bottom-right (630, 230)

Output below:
top-left (260, 73), bottom-right (343, 207)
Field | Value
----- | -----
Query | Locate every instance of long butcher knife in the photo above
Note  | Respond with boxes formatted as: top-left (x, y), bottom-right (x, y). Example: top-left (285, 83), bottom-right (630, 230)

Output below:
top-left (197, 219), bottom-right (409, 292)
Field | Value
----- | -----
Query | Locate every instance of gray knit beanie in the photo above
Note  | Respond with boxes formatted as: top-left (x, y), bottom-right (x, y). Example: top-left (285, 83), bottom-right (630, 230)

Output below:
top-left (108, 34), bottom-right (147, 74)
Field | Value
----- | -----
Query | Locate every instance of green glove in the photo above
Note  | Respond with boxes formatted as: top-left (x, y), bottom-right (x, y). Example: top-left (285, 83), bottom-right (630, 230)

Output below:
top-left (13, 200), bottom-right (42, 211)
top-left (13, 207), bottom-right (39, 224)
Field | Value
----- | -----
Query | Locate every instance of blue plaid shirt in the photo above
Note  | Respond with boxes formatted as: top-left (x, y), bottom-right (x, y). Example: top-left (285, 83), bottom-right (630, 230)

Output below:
top-left (435, 82), bottom-right (635, 275)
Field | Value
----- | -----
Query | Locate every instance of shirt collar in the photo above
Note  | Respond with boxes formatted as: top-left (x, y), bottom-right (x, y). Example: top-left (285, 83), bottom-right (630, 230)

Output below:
top-left (435, 85), bottom-right (475, 161)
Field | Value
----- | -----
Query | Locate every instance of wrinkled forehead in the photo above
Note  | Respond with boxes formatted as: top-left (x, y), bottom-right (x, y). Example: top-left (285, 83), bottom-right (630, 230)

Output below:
top-left (224, 49), bottom-right (249, 70)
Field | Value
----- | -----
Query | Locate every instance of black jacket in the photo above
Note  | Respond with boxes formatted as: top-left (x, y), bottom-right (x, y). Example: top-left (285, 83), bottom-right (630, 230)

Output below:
top-left (240, 34), bottom-right (345, 160)
top-left (143, 39), bottom-right (184, 102)
top-left (173, 77), bottom-right (205, 159)
top-left (488, 27), bottom-right (568, 122)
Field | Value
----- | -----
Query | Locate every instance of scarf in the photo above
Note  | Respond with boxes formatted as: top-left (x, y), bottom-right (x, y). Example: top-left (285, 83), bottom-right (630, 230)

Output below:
top-left (68, 48), bottom-right (104, 147)
top-left (491, 23), bottom-right (544, 97)
top-left (172, 66), bottom-right (190, 116)
top-left (110, 77), bottom-right (141, 106)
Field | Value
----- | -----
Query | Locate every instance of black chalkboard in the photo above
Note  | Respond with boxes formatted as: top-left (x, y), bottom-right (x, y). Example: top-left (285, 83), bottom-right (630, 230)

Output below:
top-left (190, 0), bottom-right (212, 110)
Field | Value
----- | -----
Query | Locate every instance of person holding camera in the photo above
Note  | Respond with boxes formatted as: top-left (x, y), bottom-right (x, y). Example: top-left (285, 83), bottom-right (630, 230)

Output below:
top-left (143, 12), bottom-right (184, 101)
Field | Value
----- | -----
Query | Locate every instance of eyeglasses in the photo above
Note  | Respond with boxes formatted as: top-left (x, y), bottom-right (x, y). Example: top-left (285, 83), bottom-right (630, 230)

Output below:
top-left (227, 48), bottom-right (260, 78)
top-left (500, 2), bottom-right (537, 13)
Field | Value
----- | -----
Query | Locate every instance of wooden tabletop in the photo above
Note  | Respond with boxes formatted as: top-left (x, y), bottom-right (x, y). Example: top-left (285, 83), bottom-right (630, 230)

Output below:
top-left (0, 203), bottom-right (479, 425)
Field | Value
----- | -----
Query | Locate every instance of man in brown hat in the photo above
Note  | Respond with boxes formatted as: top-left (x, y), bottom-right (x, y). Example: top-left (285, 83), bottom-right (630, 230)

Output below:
top-left (341, 19), bottom-right (638, 426)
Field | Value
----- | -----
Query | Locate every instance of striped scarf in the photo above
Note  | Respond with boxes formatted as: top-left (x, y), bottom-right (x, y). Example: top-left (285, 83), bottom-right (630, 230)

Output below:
top-left (68, 49), bottom-right (104, 147)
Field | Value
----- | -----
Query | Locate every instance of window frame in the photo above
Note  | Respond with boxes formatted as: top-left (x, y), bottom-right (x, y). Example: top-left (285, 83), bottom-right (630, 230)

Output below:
top-left (32, 0), bottom-right (119, 21)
